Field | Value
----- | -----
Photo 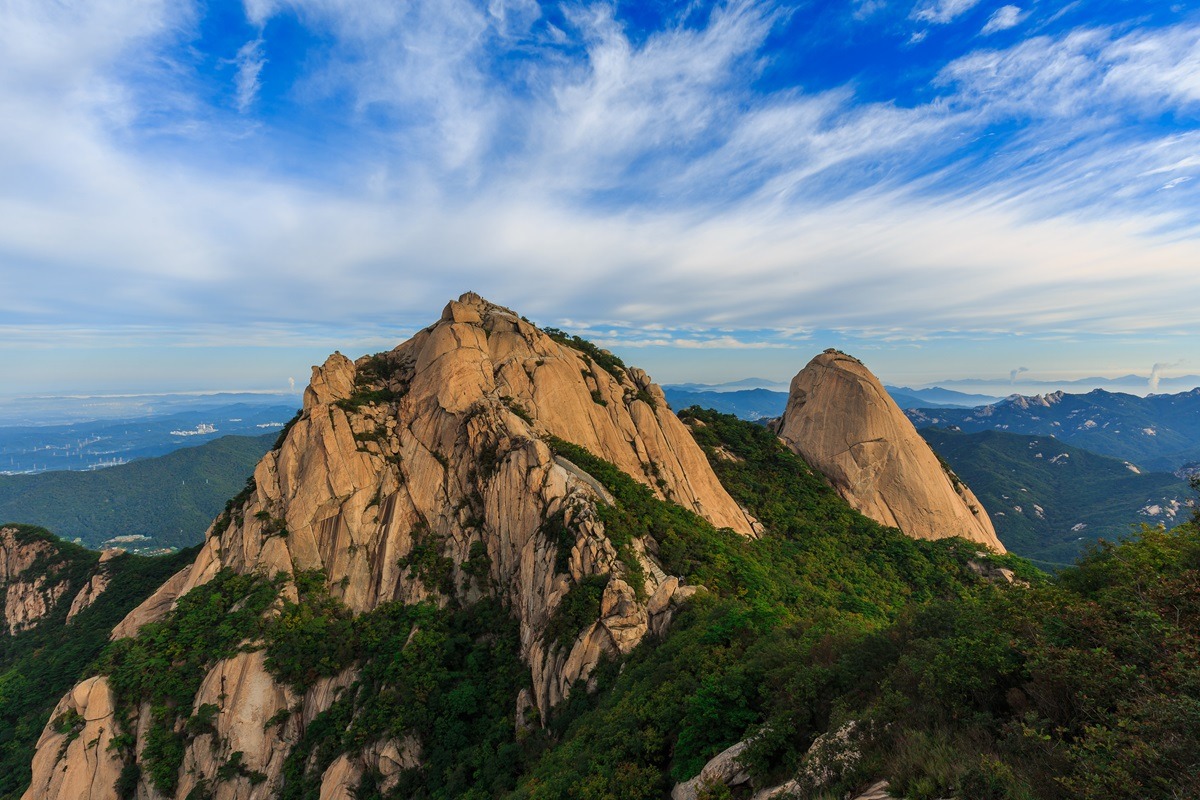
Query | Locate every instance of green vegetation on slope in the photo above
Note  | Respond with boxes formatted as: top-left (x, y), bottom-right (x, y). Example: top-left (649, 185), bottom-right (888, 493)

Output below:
top-left (102, 569), bottom-right (283, 796)
top-left (94, 566), bottom-right (536, 800)
top-left (921, 427), bottom-right (1192, 564)
top-left (507, 409), bottom-right (1004, 799)
top-left (0, 434), bottom-right (274, 551)
top-left (508, 409), bottom-right (1199, 800)
top-left (0, 526), bottom-right (195, 800)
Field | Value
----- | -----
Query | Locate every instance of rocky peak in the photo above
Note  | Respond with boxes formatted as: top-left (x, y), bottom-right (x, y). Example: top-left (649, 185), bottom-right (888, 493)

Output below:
top-left (773, 351), bottom-right (1005, 552)
top-left (25, 293), bottom-right (755, 800)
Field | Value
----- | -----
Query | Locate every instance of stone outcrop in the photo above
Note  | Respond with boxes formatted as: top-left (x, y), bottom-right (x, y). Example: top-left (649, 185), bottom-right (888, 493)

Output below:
top-left (773, 350), bottom-right (1004, 552)
top-left (65, 549), bottom-right (120, 623)
top-left (23, 677), bottom-right (123, 800)
top-left (0, 526), bottom-right (107, 634)
top-left (671, 723), bottom-right (899, 800)
top-left (671, 739), bottom-right (753, 800)
top-left (25, 293), bottom-right (751, 799)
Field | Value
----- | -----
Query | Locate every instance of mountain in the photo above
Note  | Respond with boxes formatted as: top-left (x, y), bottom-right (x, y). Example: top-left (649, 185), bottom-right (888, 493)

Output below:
top-left (25, 293), bottom-right (758, 799)
top-left (0, 434), bottom-right (276, 552)
top-left (15, 296), bottom-right (1200, 800)
top-left (660, 385), bottom-right (992, 423)
top-left (663, 378), bottom-right (790, 393)
top-left (662, 387), bottom-right (788, 420)
top-left (773, 350), bottom-right (1003, 551)
top-left (906, 388), bottom-right (1200, 471)
top-left (0, 525), bottom-right (195, 798)
top-left (883, 385), bottom-right (1003, 407)
top-left (921, 428), bottom-right (1193, 564)
top-left (928, 374), bottom-right (1200, 397)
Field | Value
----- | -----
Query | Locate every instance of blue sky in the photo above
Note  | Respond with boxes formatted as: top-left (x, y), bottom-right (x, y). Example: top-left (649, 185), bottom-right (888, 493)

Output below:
top-left (2, 0), bottom-right (1200, 395)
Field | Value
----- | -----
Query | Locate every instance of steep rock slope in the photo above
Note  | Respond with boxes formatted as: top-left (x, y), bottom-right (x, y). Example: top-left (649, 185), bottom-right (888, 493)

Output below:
top-left (0, 525), bottom-right (113, 634)
top-left (24, 293), bottom-right (756, 800)
top-left (773, 350), bottom-right (1004, 552)
top-left (0, 527), bottom-right (196, 799)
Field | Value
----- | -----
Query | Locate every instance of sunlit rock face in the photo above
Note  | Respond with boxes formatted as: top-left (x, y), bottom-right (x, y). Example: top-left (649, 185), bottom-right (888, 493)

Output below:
top-left (25, 292), bottom-right (755, 799)
top-left (774, 350), bottom-right (1005, 553)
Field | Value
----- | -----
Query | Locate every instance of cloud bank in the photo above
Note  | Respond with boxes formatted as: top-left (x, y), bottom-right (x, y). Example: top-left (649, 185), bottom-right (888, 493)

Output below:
top-left (0, 0), bottom-right (1198, 358)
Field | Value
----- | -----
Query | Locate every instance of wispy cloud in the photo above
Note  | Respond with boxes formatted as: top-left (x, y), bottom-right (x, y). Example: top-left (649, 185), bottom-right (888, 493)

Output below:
top-left (1, 0), bottom-right (1199, 370)
top-left (234, 37), bottom-right (266, 111)
top-left (911, 0), bottom-right (980, 25)
top-left (981, 5), bottom-right (1024, 35)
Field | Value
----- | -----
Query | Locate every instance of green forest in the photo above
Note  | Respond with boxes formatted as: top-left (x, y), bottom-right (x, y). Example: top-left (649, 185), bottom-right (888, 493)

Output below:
top-left (0, 434), bottom-right (272, 550)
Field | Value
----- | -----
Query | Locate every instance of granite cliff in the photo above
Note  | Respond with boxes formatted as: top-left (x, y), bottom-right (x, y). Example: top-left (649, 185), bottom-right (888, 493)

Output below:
top-left (0, 525), bottom-right (116, 635)
top-left (24, 293), bottom-right (756, 800)
top-left (773, 350), bottom-right (1004, 552)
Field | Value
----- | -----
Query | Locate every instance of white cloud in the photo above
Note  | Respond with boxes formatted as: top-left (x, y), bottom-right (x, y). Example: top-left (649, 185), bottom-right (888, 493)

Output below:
top-left (940, 24), bottom-right (1200, 117)
top-left (2, 0), bottom-right (1200, 354)
top-left (853, 0), bottom-right (887, 21)
top-left (234, 37), bottom-right (266, 111)
top-left (981, 5), bottom-right (1024, 35)
top-left (911, 0), bottom-right (980, 25)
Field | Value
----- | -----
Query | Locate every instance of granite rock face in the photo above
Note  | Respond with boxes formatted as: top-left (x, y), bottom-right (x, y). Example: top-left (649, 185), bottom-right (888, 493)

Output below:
top-left (0, 527), bottom-right (118, 634)
top-left (774, 350), bottom-right (1004, 552)
top-left (25, 293), bottom-right (753, 799)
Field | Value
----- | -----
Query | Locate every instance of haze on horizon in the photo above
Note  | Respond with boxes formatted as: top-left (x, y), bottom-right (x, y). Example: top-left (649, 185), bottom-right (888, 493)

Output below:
top-left (2, 0), bottom-right (1199, 395)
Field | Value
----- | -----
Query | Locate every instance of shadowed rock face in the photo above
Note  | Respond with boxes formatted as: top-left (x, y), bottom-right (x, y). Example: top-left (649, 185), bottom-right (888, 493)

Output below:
top-left (774, 350), bottom-right (1005, 553)
top-left (24, 293), bottom-right (755, 800)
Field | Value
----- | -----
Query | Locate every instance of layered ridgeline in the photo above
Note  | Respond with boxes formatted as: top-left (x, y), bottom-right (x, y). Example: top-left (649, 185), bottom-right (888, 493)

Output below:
top-left (906, 388), bottom-right (1200, 473)
top-left (0, 434), bottom-right (275, 552)
top-left (773, 350), bottom-right (1004, 553)
top-left (24, 293), bottom-right (756, 799)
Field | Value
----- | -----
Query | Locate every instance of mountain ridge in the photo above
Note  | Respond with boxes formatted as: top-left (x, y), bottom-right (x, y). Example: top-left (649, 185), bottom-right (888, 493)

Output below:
top-left (907, 386), bottom-right (1200, 471)
top-left (24, 292), bottom-right (759, 799)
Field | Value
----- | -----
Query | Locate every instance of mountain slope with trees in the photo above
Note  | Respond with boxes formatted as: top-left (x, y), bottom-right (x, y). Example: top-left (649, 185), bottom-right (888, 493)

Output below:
top-left (922, 428), bottom-right (1193, 564)
top-left (907, 389), bottom-right (1200, 472)
top-left (0, 434), bottom-right (275, 551)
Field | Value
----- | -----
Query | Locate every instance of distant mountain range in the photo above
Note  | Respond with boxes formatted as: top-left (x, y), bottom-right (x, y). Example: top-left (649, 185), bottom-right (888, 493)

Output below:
top-left (0, 433), bottom-right (274, 551)
top-left (665, 373), bottom-right (1200, 401)
top-left (662, 384), bottom-right (999, 419)
top-left (931, 374), bottom-right (1200, 397)
top-left (662, 387), bottom-right (788, 420)
top-left (663, 378), bottom-right (791, 393)
top-left (922, 428), bottom-right (1193, 565)
top-left (885, 386), bottom-right (1004, 406)
top-left (907, 388), bottom-right (1200, 472)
